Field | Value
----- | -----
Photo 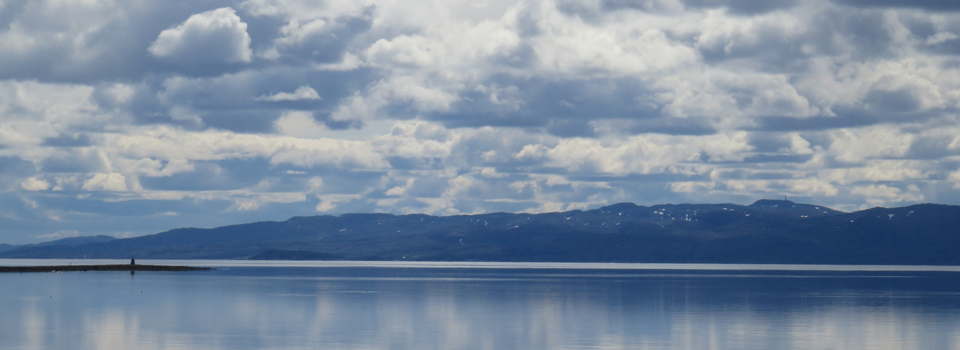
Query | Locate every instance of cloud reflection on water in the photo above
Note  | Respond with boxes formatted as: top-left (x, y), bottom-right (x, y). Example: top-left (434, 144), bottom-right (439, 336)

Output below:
top-left (3, 268), bottom-right (960, 349)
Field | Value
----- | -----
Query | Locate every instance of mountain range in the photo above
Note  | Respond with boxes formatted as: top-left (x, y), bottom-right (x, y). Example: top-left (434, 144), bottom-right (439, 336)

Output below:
top-left (3, 200), bottom-right (960, 265)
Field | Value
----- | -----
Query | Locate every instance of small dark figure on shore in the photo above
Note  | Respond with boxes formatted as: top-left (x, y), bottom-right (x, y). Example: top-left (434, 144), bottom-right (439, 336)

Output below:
top-left (131, 259), bottom-right (135, 266)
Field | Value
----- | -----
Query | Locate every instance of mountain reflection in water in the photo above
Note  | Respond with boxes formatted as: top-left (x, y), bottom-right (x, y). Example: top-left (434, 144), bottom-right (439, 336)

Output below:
top-left (2, 261), bottom-right (960, 350)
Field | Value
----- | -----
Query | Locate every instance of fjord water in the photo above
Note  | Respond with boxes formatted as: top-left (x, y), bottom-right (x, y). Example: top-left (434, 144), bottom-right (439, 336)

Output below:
top-left (3, 261), bottom-right (960, 349)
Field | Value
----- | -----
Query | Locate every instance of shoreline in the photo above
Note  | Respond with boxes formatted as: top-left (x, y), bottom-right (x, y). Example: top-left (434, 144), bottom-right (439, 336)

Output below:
top-left (0, 264), bottom-right (212, 273)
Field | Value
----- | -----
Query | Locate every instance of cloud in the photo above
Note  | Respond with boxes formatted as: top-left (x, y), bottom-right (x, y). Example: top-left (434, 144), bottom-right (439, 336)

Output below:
top-left (256, 86), bottom-right (321, 101)
top-left (97, 126), bottom-right (389, 172)
top-left (274, 111), bottom-right (327, 138)
top-left (35, 230), bottom-right (81, 241)
top-left (828, 126), bottom-right (914, 164)
top-left (519, 132), bottom-right (752, 175)
top-left (20, 177), bottom-right (50, 191)
top-left (832, 0), bottom-right (960, 11)
top-left (149, 7), bottom-right (253, 65)
top-left (683, 0), bottom-right (800, 14)
top-left (3, 0), bottom-right (960, 243)
top-left (850, 184), bottom-right (924, 207)
top-left (81, 173), bottom-right (136, 192)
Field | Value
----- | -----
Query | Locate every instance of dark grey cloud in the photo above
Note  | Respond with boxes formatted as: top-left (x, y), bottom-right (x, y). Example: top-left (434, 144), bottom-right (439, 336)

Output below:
top-left (386, 157), bottom-right (445, 171)
top-left (924, 39), bottom-right (960, 56)
top-left (555, 0), bottom-right (797, 18)
top-left (863, 88), bottom-right (923, 114)
top-left (38, 152), bottom-right (107, 173)
top-left (747, 132), bottom-right (793, 152)
top-left (905, 131), bottom-right (960, 160)
top-left (0, 0), bottom-right (29, 31)
top-left (753, 113), bottom-right (879, 132)
top-left (553, 0), bottom-right (605, 21)
top-left (139, 165), bottom-right (232, 192)
top-left (711, 169), bottom-right (797, 180)
top-left (154, 68), bottom-right (378, 131)
top-left (833, 0), bottom-right (960, 11)
top-left (200, 110), bottom-right (281, 133)
top-left (0, 157), bottom-right (36, 190)
top-left (834, 10), bottom-right (896, 58)
top-left (624, 119), bottom-right (718, 136)
top-left (0, 1), bottom-right (246, 83)
top-left (272, 11), bottom-right (374, 65)
top-left (683, 0), bottom-right (799, 14)
top-left (313, 170), bottom-right (386, 195)
top-left (544, 119), bottom-right (596, 138)
top-left (699, 7), bottom-right (901, 73)
top-left (42, 133), bottom-right (94, 148)
top-left (741, 154), bottom-right (813, 163)
top-left (140, 159), bottom-right (276, 191)
top-left (698, 27), bottom-right (812, 73)
top-left (428, 77), bottom-right (660, 134)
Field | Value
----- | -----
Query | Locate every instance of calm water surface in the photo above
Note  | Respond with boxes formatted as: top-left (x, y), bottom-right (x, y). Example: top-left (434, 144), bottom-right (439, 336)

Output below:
top-left (2, 260), bottom-right (960, 350)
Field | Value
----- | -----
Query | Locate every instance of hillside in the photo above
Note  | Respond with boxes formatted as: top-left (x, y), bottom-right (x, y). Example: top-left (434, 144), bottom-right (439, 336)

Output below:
top-left (0, 235), bottom-right (116, 253)
top-left (3, 200), bottom-right (959, 264)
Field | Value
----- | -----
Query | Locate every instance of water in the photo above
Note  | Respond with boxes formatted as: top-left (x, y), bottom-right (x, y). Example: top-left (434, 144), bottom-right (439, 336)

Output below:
top-left (3, 260), bottom-right (960, 350)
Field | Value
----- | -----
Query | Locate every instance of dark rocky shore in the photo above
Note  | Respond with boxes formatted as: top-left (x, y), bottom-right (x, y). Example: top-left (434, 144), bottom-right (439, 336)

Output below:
top-left (0, 264), bottom-right (212, 273)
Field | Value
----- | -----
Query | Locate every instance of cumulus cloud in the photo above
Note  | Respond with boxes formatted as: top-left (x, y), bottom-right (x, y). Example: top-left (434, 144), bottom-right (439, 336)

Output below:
top-left (81, 173), bottom-right (136, 192)
top-left (19, 177), bottom-right (50, 191)
top-left (3, 0), bottom-right (960, 243)
top-left (828, 126), bottom-right (914, 163)
top-left (149, 7), bottom-right (253, 65)
top-left (104, 126), bottom-right (389, 169)
top-left (256, 86), bottom-right (321, 101)
top-left (274, 111), bottom-right (327, 138)
top-left (850, 184), bottom-right (924, 207)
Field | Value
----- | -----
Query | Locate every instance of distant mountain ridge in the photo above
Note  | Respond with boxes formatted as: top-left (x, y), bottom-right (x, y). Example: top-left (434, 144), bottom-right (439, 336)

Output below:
top-left (3, 200), bottom-right (960, 265)
top-left (0, 235), bottom-right (116, 253)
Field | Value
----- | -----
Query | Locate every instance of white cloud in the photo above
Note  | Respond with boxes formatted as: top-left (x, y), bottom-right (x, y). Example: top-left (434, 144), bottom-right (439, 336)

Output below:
top-left (786, 179), bottom-right (839, 197)
top-left (0, 0), bottom-right (139, 81)
top-left (273, 18), bottom-right (329, 48)
top-left (3, 0), bottom-right (960, 242)
top-left (35, 230), bottom-right (81, 241)
top-left (851, 184), bottom-right (924, 207)
top-left (233, 192), bottom-right (307, 211)
top-left (20, 177), bottom-right (50, 191)
top-left (256, 86), bottom-right (321, 102)
top-left (105, 126), bottom-right (388, 169)
top-left (670, 181), bottom-right (716, 193)
top-left (829, 126), bottom-right (914, 164)
top-left (786, 134), bottom-right (814, 155)
top-left (148, 7), bottom-right (253, 64)
top-left (533, 23), bottom-right (698, 76)
top-left (386, 178), bottom-right (415, 196)
top-left (479, 167), bottom-right (507, 178)
top-left (241, 0), bottom-right (367, 20)
top-left (315, 194), bottom-right (361, 212)
top-left (373, 121), bottom-right (456, 159)
top-left (81, 173), bottom-right (131, 192)
top-left (112, 158), bottom-right (195, 178)
top-left (442, 176), bottom-right (474, 197)
top-left (926, 31), bottom-right (959, 45)
top-left (274, 111), bottom-right (327, 138)
top-left (416, 197), bottom-right (459, 215)
top-left (0, 81), bottom-right (105, 150)
top-left (308, 177), bottom-right (324, 192)
top-left (822, 160), bottom-right (928, 185)
top-left (533, 132), bottom-right (751, 175)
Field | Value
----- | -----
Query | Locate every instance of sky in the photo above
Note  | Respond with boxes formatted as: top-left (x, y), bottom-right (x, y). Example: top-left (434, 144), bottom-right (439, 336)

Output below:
top-left (1, 0), bottom-right (960, 243)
